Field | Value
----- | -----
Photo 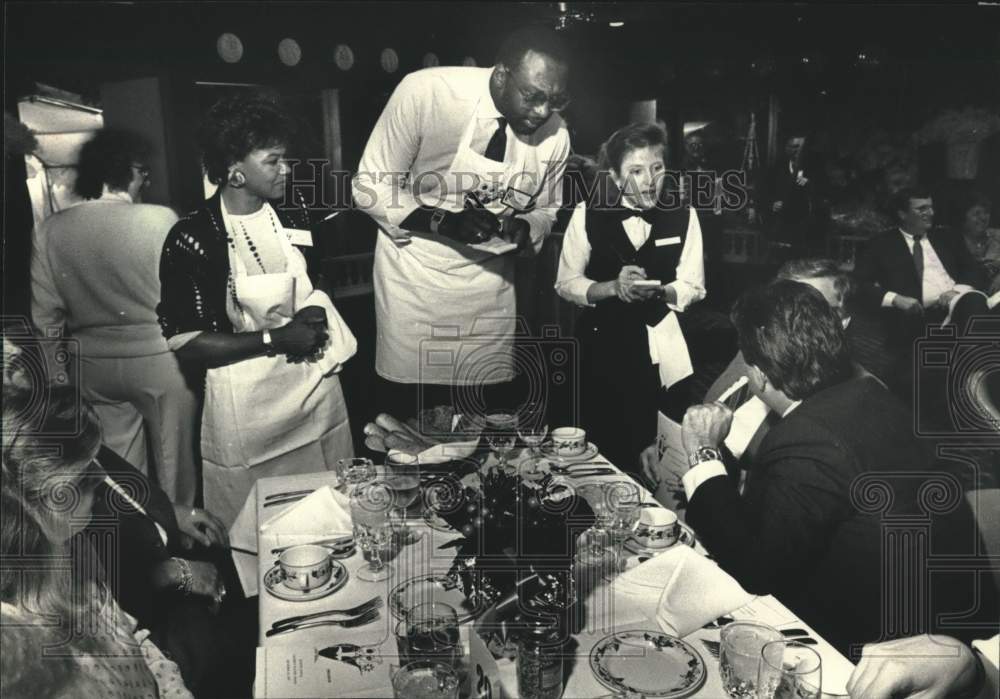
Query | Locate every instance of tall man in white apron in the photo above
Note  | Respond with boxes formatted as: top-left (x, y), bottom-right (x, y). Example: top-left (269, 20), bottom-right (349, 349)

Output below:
top-left (353, 26), bottom-right (572, 419)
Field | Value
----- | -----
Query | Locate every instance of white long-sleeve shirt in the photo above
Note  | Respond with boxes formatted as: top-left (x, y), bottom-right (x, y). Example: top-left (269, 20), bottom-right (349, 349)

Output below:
top-left (555, 201), bottom-right (706, 311)
top-left (882, 228), bottom-right (973, 307)
top-left (352, 66), bottom-right (570, 252)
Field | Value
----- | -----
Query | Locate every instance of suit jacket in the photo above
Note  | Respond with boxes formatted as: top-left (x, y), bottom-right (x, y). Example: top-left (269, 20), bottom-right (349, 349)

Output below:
top-left (687, 377), bottom-right (998, 658)
top-left (854, 228), bottom-right (987, 309)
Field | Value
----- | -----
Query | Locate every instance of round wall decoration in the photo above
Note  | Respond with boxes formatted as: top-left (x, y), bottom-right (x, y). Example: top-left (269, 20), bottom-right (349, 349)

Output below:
top-left (278, 38), bottom-right (302, 66)
top-left (462, 56), bottom-right (477, 67)
top-left (380, 47), bottom-right (399, 73)
top-left (334, 44), bottom-right (354, 71)
top-left (216, 33), bottom-right (244, 63)
top-left (423, 52), bottom-right (440, 68)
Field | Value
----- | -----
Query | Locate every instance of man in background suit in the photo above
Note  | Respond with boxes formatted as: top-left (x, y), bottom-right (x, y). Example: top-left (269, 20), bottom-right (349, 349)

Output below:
top-left (855, 187), bottom-right (988, 324)
top-left (758, 135), bottom-right (828, 259)
top-left (649, 281), bottom-right (997, 659)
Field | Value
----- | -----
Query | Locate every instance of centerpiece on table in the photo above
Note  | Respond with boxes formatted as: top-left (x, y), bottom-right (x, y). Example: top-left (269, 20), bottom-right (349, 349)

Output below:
top-left (427, 462), bottom-right (597, 657)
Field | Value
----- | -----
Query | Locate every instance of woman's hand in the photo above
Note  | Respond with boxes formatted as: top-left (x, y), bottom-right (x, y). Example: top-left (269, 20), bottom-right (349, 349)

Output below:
top-left (172, 505), bottom-right (227, 549)
top-left (270, 315), bottom-right (328, 357)
top-left (153, 559), bottom-right (227, 612)
top-left (615, 265), bottom-right (650, 303)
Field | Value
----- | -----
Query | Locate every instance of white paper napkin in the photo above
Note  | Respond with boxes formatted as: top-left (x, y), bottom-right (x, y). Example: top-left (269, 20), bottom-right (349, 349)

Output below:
top-left (614, 546), bottom-right (754, 638)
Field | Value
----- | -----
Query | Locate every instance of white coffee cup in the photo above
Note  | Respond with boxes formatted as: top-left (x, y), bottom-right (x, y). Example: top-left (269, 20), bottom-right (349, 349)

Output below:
top-left (551, 427), bottom-right (587, 456)
top-left (633, 508), bottom-right (679, 549)
top-left (278, 544), bottom-right (333, 592)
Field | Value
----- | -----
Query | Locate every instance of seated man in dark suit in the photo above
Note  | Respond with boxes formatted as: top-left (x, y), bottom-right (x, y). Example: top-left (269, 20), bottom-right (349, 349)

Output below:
top-left (854, 187), bottom-right (990, 331)
top-left (649, 280), bottom-right (998, 659)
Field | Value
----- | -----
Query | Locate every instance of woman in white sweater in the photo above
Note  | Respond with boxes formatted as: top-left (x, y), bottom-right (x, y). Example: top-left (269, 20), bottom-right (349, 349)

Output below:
top-left (30, 128), bottom-right (199, 505)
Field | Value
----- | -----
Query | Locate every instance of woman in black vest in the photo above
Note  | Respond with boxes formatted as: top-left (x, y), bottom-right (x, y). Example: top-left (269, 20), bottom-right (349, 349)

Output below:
top-left (556, 123), bottom-right (706, 473)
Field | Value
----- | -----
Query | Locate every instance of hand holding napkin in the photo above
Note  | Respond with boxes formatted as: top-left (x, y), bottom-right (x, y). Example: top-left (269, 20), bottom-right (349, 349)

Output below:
top-left (614, 545), bottom-right (754, 637)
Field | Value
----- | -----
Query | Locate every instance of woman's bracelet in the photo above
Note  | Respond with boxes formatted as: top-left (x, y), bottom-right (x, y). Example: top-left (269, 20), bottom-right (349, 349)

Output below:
top-left (171, 557), bottom-right (193, 596)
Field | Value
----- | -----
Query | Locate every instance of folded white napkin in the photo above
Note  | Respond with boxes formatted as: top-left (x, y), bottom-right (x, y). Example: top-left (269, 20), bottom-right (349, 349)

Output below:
top-left (725, 395), bottom-right (769, 459)
top-left (260, 485), bottom-right (353, 540)
top-left (647, 313), bottom-right (693, 390)
top-left (615, 546), bottom-right (754, 638)
top-left (229, 482), bottom-right (261, 597)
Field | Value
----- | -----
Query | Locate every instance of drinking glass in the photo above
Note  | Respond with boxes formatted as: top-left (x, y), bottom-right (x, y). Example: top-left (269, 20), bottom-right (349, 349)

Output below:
top-left (485, 413), bottom-right (518, 473)
top-left (756, 640), bottom-right (823, 699)
top-left (395, 602), bottom-right (462, 668)
top-left (335, 457), bottom-right (375, 494)
top-left (391, 661), bottom-right (460, 699)
top-left (572, 527), bottom-right (621, 633)
top-left (604, 481), bottom-right (641, 548)
top-left (517, 402), bottom-right (549, 457)
top-left (720, 622), bottom-right (784, 699)
top-left (386, 452), bottom-right (423, 544)
top-left (349, 481), bottom-right (395, 582)
top-left (576, 483), bottom-right (613, 530)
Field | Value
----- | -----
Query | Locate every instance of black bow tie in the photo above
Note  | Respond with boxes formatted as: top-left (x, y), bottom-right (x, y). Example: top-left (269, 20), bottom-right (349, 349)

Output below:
top-left (617, 207), bottom-right (657, 224)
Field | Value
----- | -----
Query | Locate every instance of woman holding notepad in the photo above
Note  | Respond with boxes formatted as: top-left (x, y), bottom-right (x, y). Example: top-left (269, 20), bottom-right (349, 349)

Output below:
top-left (555, 122), bottom-right (706, 473)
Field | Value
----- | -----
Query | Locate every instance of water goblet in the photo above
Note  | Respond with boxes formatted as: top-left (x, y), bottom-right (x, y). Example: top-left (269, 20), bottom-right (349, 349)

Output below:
top-left (756, 640), bottom-right (823, 699)
top-left (349, 481), bottom-right (395, 582)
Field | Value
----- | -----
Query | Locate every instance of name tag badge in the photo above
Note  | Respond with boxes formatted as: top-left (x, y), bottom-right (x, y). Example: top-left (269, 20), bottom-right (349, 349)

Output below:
top-left (501, 187), bottom-right (535, 212)
top-left (284, 228), bottom-right (313, 247)
top-left (655, 236), bottom-right (682, 247)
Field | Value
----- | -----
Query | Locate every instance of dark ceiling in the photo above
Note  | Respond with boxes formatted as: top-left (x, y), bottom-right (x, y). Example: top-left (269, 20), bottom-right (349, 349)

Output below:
top-left (6, 2), bottom-right (999, 101)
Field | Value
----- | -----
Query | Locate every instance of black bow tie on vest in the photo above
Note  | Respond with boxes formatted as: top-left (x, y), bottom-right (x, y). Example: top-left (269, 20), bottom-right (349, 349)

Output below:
top-left (614, 206), bottom-right (659, 225)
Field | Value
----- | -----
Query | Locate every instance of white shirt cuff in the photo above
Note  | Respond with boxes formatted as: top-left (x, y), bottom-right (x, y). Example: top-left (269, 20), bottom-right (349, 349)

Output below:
top-left (682, 460), bottom-right (728, 500)
top-left (882, 291), bottom-right (897, 307)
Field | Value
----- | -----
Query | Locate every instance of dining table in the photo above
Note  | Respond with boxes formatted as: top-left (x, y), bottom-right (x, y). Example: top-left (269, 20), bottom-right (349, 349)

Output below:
top-left (237, 446), bottom-right (856, 698)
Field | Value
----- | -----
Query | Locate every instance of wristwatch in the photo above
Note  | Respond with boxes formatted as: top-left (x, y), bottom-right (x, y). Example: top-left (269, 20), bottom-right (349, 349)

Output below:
top-left (688, 445), bottom-right (723, 468)
top-left (429, 208), bottom-right (448, 235)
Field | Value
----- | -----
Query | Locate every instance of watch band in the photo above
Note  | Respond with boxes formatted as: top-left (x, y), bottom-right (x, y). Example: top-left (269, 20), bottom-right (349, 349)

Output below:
top-left (688, 446), bottom-right (723, 468)
top-left (429, 208), bottom-right (447, 235)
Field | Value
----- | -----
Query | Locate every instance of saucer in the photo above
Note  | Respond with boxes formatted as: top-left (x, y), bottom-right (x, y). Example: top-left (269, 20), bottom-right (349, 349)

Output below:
top-left (538, 441), bottom-right (600, 462)
top-left (625, 521), bottom-right (696, 555)
top-left (263, 560), bottom-right (348, 602)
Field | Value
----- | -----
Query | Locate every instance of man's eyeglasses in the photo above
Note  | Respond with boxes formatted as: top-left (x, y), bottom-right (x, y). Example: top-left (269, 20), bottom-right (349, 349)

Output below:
top-left (508, 72), bottom-right (571, 112)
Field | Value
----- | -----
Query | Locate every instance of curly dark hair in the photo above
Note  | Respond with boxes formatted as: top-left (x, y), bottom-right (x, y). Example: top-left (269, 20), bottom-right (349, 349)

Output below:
top-left (74, 128), bottom-right (150, 200)
top-left (732, 280), bottom-right (853, 401)
top-left (199, 93), bottom-right (296, 185)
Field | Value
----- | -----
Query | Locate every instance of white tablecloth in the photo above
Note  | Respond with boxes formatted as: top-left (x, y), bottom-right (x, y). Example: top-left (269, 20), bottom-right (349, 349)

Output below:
top-left (240, 450), bottom-right (855, 697)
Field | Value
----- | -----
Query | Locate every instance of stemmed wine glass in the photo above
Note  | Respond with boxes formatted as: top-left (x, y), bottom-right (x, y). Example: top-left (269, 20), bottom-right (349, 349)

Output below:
top-left (517, 403), bottom-right (549, 457)
top-left (385, 452), bottom-right (423, 544)
top-left (335, 457), bottom-right (376, 495)
top-left (349, 481), bottom-right (395, 582)
top-left (485, 412), bottom-right (518, 473)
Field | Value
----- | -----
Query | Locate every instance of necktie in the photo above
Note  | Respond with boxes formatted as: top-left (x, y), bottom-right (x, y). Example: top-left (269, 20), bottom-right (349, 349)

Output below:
top-left (483, 117), bottom-right (507, 162)
top-left (912, 234), bottom-right (925, 290)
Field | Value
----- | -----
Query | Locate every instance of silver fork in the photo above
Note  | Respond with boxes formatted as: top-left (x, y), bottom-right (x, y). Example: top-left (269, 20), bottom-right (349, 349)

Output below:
top-left (270, 597), bottom-right (382, 630)
top-left (265, 608), bottom-right (381, 637)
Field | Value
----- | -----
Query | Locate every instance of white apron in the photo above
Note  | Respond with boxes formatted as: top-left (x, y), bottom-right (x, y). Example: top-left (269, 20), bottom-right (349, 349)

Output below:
top-left (201, 204), bottom-right (357, 526)
top-left (374, 101), bottom-right (544, 385)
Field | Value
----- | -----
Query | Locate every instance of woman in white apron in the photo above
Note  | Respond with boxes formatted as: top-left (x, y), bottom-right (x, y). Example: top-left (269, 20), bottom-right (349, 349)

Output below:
top-left (158, 94), bottom-right (356, 526)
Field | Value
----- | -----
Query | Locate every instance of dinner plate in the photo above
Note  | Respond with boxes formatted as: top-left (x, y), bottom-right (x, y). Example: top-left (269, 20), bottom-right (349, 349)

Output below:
top-left (538, 441), bottom-right (601, 462)
top-left (624, 521), bottom-right (697, 555)
top-left (590, 630), bottom-right (706, 698)
top-left (263, 560), bottom-right (348, 602)
top-left (388, 573), bottom-right (489, 624)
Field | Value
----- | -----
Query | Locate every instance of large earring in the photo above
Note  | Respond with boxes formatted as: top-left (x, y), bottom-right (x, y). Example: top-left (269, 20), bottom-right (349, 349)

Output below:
top-left (228, 170), bottom-right (246, 188)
